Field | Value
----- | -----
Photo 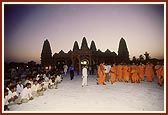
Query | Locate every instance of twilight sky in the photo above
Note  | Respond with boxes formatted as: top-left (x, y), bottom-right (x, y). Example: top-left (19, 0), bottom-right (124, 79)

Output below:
top-left (4, 3), bottom-right (164, 64)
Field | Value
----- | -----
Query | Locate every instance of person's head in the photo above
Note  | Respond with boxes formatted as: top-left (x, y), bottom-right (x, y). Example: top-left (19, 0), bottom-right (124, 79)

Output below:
top-left (38, 79), bottom-right (42, 84)
top-left (33, 80), bottom-right (38, 85)
top-left (29, 77), bottom-right (33, 81)
top-left (26, 76), bottom-right (29, 80)
top-left (26, 83), bottom-right (31, 89)
top-left (6, 81), bottom-right (13, 88)
top-left (4, 88), bottom-right (8, 96)
top-left (32, 76), bottom-right (36, 81)
top-left (13, 86), bottom-right (17, 92)
top-left (9, 85), bottom-right (15, 92)
top-left (17, 79), bottom-right (22, 85)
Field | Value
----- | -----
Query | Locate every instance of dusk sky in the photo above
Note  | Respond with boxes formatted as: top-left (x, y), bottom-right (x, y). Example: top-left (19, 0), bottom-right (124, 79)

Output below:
top-left (4, 3), bottom-right (164, 64)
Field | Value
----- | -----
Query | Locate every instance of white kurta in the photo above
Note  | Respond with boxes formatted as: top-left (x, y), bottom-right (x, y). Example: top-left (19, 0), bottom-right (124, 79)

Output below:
top-left (31, 84), bottom-right (38, 92)
top-left (4, 96), bottom-right (9, 105)
top-left (63, 65), bottom-right (68, 75)
top-left (82, 67), bottom-right (88, 86)
top-left (20, 87), bottom-right (32, 100)
top-left (16, 84), bottom-right (24, 95)
top-left (8, 90), bottom-right (13, 99)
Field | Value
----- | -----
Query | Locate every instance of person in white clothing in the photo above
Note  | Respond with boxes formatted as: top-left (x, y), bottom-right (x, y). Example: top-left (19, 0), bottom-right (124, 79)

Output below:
top-left (104, 64), bottom-right (111, 82)
top-left (4, 88), bottom-right (10, 111)
top-left (48, 77), bottom-right (57, 89)
top-left (9, 85), bottom-right (21, 104)
top-left (16, 79), bottom-right (24, 95)
top-left (82, 66), bottom-right (88, 87)
top-left (20, 83), bottom-right (33, 104)
top-left (6, 81), bottom-right (13, 92)
top-left (63, 64), bottom-right (68, 75)
top-left (31, 80), bottom-right (39, 98)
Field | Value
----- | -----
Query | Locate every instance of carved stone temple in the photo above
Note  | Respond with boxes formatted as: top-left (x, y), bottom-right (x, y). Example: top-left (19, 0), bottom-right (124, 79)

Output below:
top-left (41, 37), bottom-right (129, 73)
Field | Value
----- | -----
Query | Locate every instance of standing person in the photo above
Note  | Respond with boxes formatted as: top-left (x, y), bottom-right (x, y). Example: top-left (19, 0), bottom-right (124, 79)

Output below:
top-left (145, 62), bottom-right (154, 82)
top-left (63, 64), bottom-right (68, 76)
top-left (69, 65), bottom-right (74, 80)
top-left (97, 63), bottom-right (106, 85)
top-left (88, 65), bottom-right (92, 75)
top-left (117, 63), bottom-right (123, 82)
top-left (123, 64), bottom-right (130, 83)
top-left (155, 62), bottom-right (164, 86)
top-left (110, 64), bottom-right (117, 84)
top-left (104, 64), bottom-right (110, 82)
top-left (130, 63), bottom-right (140, 83)
top-left (138, 63), bottom-right (145, 81)
top-left (159, 64), bottom-right (164, 86)
top-left (82, 65), bottom-right (88, 87)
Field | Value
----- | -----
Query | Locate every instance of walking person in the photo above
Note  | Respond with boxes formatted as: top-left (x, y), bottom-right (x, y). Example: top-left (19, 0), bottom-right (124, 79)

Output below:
top-left (69, 65), bottom-right (74, 80)
top-left (82, 65), bottom-right (88, 87)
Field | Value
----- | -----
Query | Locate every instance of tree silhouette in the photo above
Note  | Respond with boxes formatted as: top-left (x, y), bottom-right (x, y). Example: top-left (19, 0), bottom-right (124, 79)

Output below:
top-left (144, 52), bottom-right (150, 61)
top-left (132, 56), bottom-right (137, 63)
top-left (138, 54), bottom-right (145, 62)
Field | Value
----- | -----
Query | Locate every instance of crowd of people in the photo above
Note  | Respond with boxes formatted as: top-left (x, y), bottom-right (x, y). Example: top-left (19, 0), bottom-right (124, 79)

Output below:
top-left (4, 62), bottom-right (164, 111)
top-left (97, 62), bottom-right (164, 86)
top-left (4, 71), bottom-right (63, 111)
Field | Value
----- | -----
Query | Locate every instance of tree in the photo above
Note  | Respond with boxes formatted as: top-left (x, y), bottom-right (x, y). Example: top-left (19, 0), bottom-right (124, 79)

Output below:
top-left (132, 56), bottom-right (137, 63)
top-left (138, 54), bottom-right (145, 62)
top-left (144, 52), bottom-right (150, 61)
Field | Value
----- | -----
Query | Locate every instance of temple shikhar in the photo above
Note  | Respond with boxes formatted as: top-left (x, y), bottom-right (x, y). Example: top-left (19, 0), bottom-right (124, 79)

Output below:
top-left (41, 37), bottom-right (129, 73)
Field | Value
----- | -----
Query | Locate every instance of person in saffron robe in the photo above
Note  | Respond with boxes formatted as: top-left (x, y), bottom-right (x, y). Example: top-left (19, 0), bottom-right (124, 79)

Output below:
top-left (159, 65), bottom-right (164, 86)
top-left (97, 63), bottom-right (106, 85)
top-left (110, 64), bottom-right (117, 84)
top-left (155, 62), bottom-right (161, 85)
top-left (117, 63), bottom-right (123, 82)
top-left (138, 63), bottom-right (145, 81)
top-left (145, 62), bottom-right (154, 82)
top-left (130, 63), bottom-right (140, 83)
top-left (155, 62), bottom-right (164, 86)
top-left (123, 64), bottom-right (130, 82)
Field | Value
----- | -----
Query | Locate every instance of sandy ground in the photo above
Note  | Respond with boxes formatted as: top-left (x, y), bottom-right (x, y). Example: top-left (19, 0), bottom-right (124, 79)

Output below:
top-left (6, 74), bottom-right (165, 113)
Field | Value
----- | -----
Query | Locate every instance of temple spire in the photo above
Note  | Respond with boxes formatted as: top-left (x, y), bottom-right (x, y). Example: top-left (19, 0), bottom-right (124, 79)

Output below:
top-left (90, 40), bottom-right (97, 52)
top-left (73, 41), bottom-right (79, 51)
top-left (81, 37), bottom-right (89, 50)
top-left (118, 37), bottom-right (129, 63)
top-left (41, 39), bottom-right (52, 66)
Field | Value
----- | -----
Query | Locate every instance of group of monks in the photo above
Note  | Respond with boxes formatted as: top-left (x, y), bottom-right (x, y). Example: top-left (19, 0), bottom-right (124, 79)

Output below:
top-left (97, 62), bottom-right (164, 86)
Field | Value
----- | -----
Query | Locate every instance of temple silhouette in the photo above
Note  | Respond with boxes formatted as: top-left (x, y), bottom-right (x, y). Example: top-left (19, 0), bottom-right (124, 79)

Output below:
top-left (41, 37), bottom-right (129, 73)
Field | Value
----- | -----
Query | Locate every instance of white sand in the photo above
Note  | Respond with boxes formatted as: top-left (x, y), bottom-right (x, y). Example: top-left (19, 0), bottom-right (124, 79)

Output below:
top-left (7, 74), bottom-right (165, 113)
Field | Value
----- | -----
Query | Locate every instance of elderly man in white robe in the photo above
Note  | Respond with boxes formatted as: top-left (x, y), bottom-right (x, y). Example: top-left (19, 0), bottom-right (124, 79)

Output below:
top-left (82, 65), bottom-right (88, 87)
